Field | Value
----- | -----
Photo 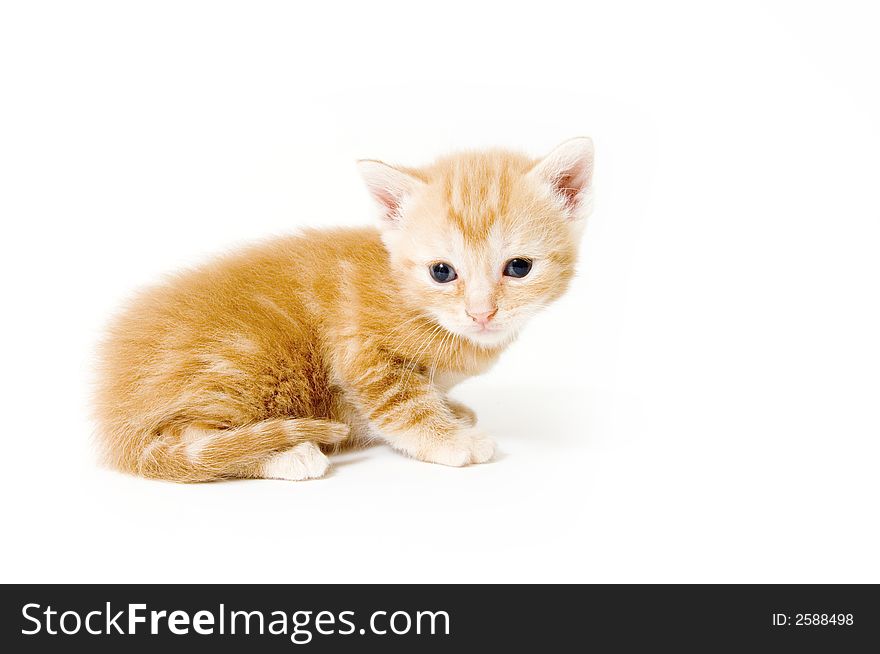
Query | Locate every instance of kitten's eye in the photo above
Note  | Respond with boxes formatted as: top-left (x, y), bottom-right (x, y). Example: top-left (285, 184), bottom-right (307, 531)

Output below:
top-left (429, 262), bottom-right (457, 283)
top-left (504, 258), bottom-right (532, 278)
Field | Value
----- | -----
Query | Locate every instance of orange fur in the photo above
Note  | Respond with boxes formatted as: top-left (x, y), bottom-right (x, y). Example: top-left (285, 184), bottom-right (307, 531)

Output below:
top-left (94, 139), bottom-right (594, 481)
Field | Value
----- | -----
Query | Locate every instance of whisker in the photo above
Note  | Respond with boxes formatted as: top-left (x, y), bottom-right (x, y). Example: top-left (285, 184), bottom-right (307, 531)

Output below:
top-left (400, 323), bottom-right (445, 390)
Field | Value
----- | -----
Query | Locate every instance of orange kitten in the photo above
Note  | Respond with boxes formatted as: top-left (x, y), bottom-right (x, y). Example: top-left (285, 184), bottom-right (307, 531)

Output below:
top-left (94, 138), bottom-right (594, 481)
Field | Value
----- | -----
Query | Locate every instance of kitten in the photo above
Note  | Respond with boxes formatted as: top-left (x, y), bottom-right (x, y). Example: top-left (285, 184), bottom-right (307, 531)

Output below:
top-left (94, 138), bottom-right (594, 481)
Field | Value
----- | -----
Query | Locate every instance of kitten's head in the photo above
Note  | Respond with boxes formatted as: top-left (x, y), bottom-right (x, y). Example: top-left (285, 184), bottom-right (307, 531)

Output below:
top-left (359, 138), bottom-right (593, 348)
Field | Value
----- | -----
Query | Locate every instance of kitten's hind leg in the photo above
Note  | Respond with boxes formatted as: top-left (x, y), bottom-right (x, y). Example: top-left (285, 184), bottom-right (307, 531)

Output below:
top-left (256, 442), bottom-right (331, 481)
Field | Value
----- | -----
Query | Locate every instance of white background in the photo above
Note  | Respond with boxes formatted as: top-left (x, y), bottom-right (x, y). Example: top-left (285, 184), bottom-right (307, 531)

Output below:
top-left (1, 1), bottom-right (878, 583)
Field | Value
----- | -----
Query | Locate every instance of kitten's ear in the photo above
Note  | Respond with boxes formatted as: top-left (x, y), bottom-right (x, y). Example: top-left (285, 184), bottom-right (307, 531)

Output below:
top-left (357, 159), bottom-right (424, 226)
top-left (529, 137), bottom-right (594, 221)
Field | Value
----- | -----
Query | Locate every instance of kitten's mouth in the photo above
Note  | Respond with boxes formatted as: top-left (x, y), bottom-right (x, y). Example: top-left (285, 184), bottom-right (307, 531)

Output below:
top-left (466, 322), bottom-right (504, 335)
top-left (439, 316), bottom-right (513, 345)
top-left (461, 323), bottom-right (512, 346)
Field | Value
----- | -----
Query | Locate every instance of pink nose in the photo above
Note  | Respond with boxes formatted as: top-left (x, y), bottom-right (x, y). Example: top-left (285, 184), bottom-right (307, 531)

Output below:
top-left (467, 308), bottom-right (498, 326)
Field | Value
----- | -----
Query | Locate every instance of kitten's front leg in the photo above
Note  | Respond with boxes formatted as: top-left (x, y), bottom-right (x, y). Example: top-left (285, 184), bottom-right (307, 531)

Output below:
top-left (433, 371), bottom-right (478, 427)
top-left (342, 356), bottom-right (494, 466)
top-left (447, 398), bottom-right (477, 426)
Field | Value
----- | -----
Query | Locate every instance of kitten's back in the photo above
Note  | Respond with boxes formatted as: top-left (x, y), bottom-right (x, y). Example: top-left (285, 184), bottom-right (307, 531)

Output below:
top-left (93, 227), bottom-right (385, 480)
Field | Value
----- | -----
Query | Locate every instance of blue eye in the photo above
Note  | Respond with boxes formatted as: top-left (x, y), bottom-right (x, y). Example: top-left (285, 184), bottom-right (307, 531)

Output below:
top-left (430, 262), bottom-right (457, 283)
top-left (504, 258), bottom-right (532, 278)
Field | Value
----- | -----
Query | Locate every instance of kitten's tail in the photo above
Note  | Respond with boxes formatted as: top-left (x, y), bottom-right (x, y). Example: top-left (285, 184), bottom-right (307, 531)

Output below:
top-left (129, 418), bottom-right (350, 482)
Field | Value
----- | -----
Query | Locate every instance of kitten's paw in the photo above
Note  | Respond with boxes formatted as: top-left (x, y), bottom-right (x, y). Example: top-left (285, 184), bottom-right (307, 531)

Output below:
top-left (465, 427), bottom-right (496, 464)
top-left (447, 399), bottom-right (478, 426)
top-left (261, 442), bottom-right (330, 481)
top-left (418, 427), bottom-right (496, 467)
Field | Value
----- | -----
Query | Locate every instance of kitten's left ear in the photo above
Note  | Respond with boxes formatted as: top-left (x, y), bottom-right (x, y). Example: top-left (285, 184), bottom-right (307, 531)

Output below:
top-left (357, 159), bottom-right (425, 227)
top-left (529, 137), bottom-right (594, 221)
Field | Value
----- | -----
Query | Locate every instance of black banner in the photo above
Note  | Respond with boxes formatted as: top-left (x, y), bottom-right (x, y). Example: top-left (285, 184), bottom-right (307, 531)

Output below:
top-left (2, 584), bottom-right (877, 651)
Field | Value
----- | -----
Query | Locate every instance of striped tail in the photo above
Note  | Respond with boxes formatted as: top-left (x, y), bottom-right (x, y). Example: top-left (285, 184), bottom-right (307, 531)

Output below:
top-left (134, 418), bottom-right (350, 482)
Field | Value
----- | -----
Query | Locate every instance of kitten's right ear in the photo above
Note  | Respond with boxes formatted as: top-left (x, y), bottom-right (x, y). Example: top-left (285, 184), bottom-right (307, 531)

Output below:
top-left (357, 160), bottom-right (424, 226)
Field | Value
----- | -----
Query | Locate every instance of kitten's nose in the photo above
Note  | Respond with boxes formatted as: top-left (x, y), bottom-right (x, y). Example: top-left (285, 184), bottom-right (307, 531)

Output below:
top-left (466, 308), bottom-right (498, 326)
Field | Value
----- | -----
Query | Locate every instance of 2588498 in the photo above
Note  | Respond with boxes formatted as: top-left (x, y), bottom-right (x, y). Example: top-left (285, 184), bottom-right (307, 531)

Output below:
top-left (795, 613), bottom-right (853, 626)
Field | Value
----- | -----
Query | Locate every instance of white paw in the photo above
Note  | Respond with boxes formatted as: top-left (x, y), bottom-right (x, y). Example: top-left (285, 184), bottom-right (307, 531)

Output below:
top-left (261, 442), bottom-right (330, 481)
top-left (419, 427), bottom-right (496, 467)
top-left (466, 427), bottom-right (496, 464)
